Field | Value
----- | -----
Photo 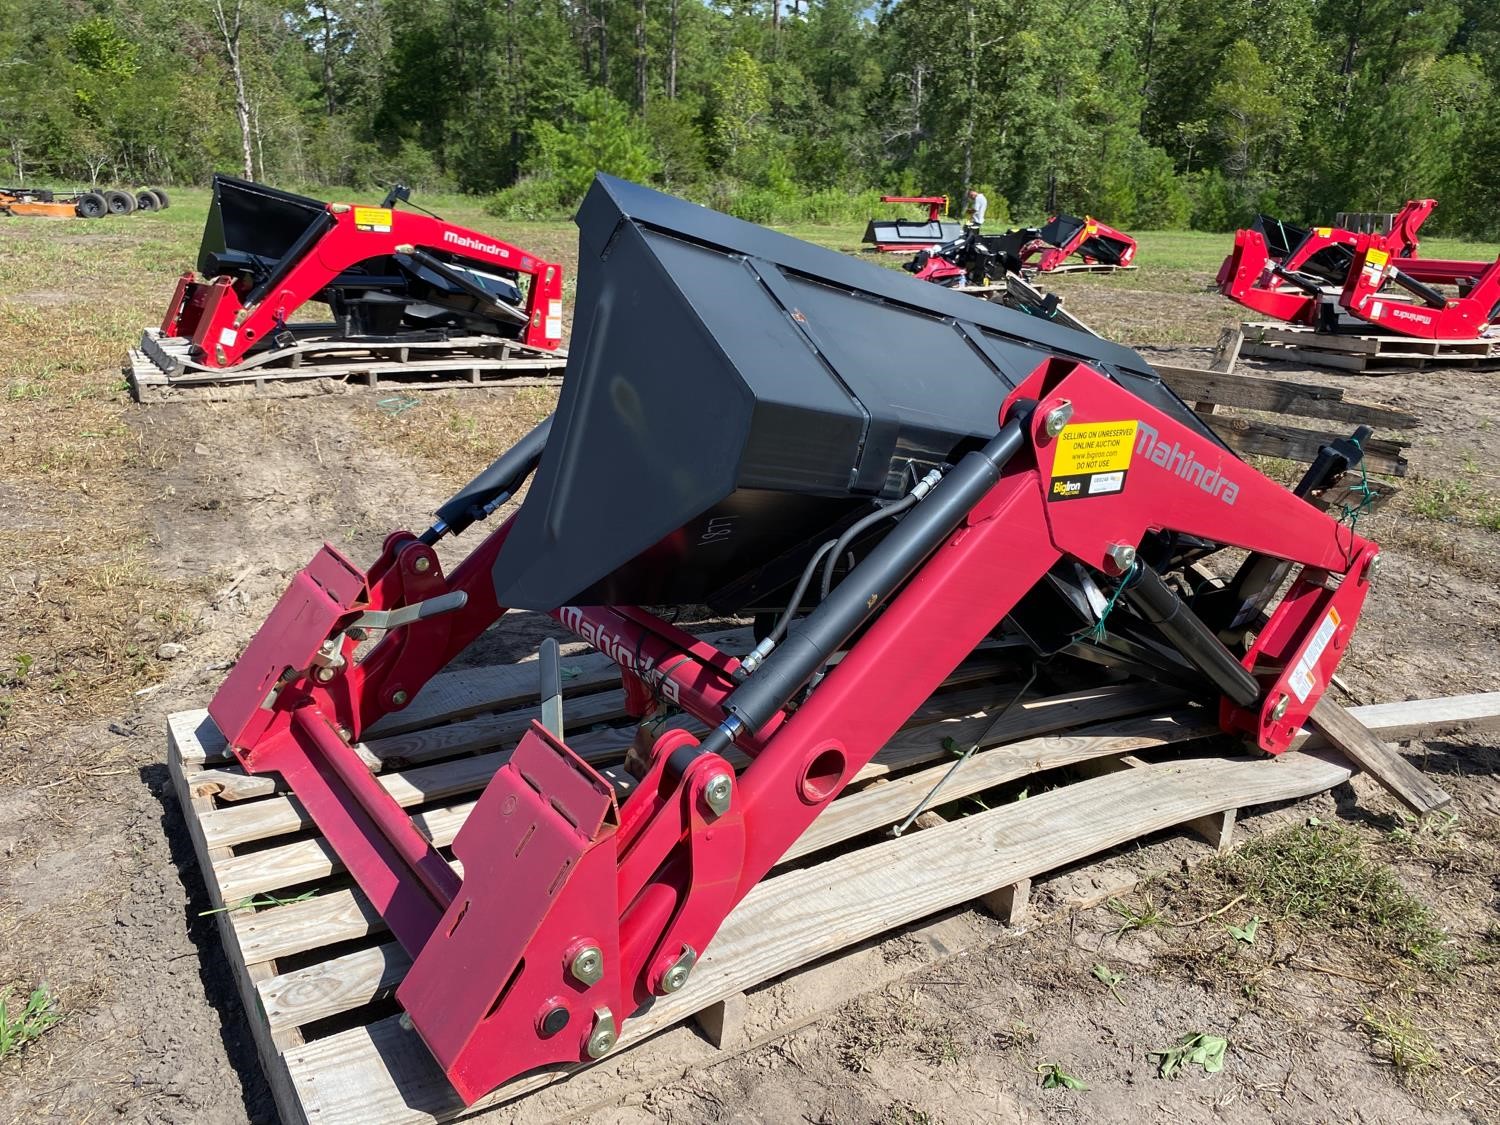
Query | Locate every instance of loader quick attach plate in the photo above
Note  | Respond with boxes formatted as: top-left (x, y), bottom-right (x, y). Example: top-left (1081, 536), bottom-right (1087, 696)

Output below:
top-left (397, 723), bottom-right (622, 1103)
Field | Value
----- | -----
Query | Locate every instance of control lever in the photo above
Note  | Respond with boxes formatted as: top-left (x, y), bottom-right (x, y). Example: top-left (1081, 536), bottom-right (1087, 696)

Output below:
top-left (352, 590), bottom-right (469, 632)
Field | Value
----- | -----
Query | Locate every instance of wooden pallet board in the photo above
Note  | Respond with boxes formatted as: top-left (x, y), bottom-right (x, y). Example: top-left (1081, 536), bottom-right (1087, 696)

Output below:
top-left (127, 327), bottom-right (567, 403)
top-left (1035, 263), bottom-right (1139, 275)
top-left (165, 635), bottom-right (1499, 1125)
top-left (1241, 321), bottom-right (1500, 374)
top-left (1151, 361), bottom-right (1413, 477)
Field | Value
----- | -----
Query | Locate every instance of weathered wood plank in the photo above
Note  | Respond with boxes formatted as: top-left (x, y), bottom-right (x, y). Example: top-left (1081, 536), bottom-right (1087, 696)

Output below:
top-left (1202, 413), bottom-right (1408, 476)
top-left (1310, 697), bottom-right (1452, 814)
top-left (1152, 364), bottom-right (1419, 429)
top-left (252, 704), bottom-right (1204, 1033)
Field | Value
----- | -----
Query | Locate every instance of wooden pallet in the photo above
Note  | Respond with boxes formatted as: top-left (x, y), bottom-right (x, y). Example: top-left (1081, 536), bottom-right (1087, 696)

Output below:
top-left (126, 327), bottom-right (567, 403)
top-left (1241, 321), bottom-right (1500, 374)
top-left (1152, 360), bottom-right (1416, 478)
top-left (1035, 263), bottom-right (1138, 275)
top-left (165, 628), bottom-right (1499, 1125)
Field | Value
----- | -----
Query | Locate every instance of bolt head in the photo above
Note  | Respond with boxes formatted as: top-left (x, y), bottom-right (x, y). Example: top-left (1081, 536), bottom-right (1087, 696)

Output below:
top-left (1366, 553), bottom-right (1382, 584)
top-left (587, 1027), bottom-right (616, 1057)
top-left (414, 556), bottom-right (431, 573)
top-left (569, 945), bottom-right (604, 986)
top-left (1043, 400), bottom-right (1074, 438)
top-left (391, 690), bottom-right (409, 706)
top-left (662, 965), bottom-right (689, 993)
top-left (704, 772), bottom-right (733, 816)
top-left (1105, 543), bottom-right (1136, 572)
top-left (315, 666), bottom-right (336, 683)
top-left (1271, 695), bottom-right (1289, 721)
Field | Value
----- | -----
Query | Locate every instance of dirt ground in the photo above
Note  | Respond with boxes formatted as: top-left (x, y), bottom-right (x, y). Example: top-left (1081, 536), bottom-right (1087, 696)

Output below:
top-left (0, 210), bottom-right (1496, 1125)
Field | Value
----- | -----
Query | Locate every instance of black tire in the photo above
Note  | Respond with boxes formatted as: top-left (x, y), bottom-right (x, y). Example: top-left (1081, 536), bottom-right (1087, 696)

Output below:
top-left (135, 189), bottom-right (161, 212)
top-left (104, 189), bottom-right (135, 215)
top-left (150, 187), bottom-right (170, 209)
top-left (76, 192), bottom-right (108, 219)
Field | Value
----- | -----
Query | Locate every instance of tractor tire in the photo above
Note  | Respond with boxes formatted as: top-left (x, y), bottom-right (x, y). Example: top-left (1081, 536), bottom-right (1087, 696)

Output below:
top-left (104, 189), bottom-right (135, 215)
top-left (76, 192), bottom-right (108, 219)
top-left (150, 187), bottom-right (170, 209)
top-left (135, 189), bottom-right (161, 212)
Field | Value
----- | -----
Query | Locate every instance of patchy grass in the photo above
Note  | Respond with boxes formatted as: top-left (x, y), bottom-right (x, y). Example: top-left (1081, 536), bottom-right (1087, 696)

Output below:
top-left (0, 985), bottom-right (60, 1060)
top-left (1401, 477), bottom-right (1500, 531)
top-left (1360, 1005), bottom-right (1442, 1088)
top-left (1211, 823), bottom-right (1456, 975)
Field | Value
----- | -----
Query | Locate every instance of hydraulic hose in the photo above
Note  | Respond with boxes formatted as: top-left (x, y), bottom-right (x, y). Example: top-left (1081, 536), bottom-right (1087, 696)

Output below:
top-left (423, 414), bottom-right (553, 542)
top-left (680, 407), bottom-right (1035, 774)
top-left (819, 491), bottom-right (921, 602)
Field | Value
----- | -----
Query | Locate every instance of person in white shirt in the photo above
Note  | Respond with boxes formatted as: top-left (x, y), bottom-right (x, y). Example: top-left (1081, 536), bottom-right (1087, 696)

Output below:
top-left (965, 188), bottom-right (988, 228)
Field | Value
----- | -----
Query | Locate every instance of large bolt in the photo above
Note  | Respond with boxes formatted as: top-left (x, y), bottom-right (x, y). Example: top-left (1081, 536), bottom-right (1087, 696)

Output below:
top-left (414, 556), bottom-right (431, 573)
top-left (391, 690), bottom-right (409, 706)
top-left (1271, 695), bottom-right (1289, 721)
top-left (1043, 400), bottom-right (1074, 438)
top-left (660, 945), bottom-right (697, 994)
top-left (1366, 553), bottom-right (1383, 585)
top-left (703, 773), bottom-right (733, 817)
top-left (586, 1008), bottom-right (618, 1058)
top-left (315, 666), bottom-right (336, 683)
top-left (569, 944), bottom-right (604, 986)
top-left (1105, 543), bottom-right (1136, 573)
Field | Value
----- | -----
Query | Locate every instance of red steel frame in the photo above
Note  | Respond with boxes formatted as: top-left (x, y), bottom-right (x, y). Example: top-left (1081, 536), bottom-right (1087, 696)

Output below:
top-left (1216, 198), bottom-right (1500, 338)
top-left (160, 205), bottom-right (565, 368)
top-left (1030, 215), bottom-right (1137, 272)
top-left (208, 357), bottom-right (1376, 1103)
top-left (880, 194), bottom-right (949, 223)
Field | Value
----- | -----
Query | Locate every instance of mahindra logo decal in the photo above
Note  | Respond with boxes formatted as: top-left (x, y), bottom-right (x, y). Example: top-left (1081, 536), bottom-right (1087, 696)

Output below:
top-left (442, 230), bottom-right (510, 259)
top-left (1135, 421), bottom-right (1240, 506)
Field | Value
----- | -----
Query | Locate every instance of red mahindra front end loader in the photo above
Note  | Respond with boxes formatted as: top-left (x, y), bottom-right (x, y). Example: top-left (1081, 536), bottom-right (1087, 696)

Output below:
top-left (210, 175), bottom-right (1392, 1104)
top-left (146, 175), bottom-right (564, 378)
top-left (1217, 199), bottom-right (1500, 339)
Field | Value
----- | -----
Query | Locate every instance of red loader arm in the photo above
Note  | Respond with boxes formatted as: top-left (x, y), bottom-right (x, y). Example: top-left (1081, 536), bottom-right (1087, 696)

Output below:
top-left (162, 196), bottom-right (563, 368)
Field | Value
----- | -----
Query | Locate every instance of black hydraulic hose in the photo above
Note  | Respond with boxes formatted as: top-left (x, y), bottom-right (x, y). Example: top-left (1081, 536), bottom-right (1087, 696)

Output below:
top-left (680, 405), bottom-right (1036, 773)
top-left (819, 491), bottom-right (922, 601)
top-left (424, 414), bottom-right (553, 542)
top-left (1122, 563), bottom-right (1261, 708)
top-left (773, 540), bottom-right (839, 646)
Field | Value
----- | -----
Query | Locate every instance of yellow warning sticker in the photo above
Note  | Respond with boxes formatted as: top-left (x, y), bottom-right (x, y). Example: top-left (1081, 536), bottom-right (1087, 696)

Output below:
top-left (1315, 226), bottom-right (1332, 236)
top-left (1365, 247), bottom-right (1389, 268)
top-left (1049, 420), bottom-right (1138, 502)
top-left (353, 206), bottom-right (393, 232)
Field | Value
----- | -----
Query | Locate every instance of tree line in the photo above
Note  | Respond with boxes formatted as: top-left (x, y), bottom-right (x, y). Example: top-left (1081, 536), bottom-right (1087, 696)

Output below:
top-left (3, 1), bottom-right (1499, 234)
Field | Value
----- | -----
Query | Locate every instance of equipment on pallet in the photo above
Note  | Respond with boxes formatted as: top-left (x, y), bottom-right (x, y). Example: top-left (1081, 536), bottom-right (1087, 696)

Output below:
top-left (1, 184), bottom-right (166, 219)
top-left (1029, 213), bottom-right (1137, 272)
top-left (862, 194), bottom-right (965, 251)
top-left (904, 226), bottom-right (1043, 287)
top-left (1218, 198), bottom-right (1500, 340)
top-left (905, 216), bottom-right (1137, 283)
top-left (153, 174), bottom-right (564, 376)
top-left (209, 175), bottom-right (1385, 1104)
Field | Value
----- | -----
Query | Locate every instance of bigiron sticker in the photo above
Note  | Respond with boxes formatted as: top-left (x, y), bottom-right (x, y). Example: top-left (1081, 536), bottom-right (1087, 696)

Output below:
top-left (1049, 420), bottom-right (1138, 502)
top-left (353, 206), bottom-right (393, 233)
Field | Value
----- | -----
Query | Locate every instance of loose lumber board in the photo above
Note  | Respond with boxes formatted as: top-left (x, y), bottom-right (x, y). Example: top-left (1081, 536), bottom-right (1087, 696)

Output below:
top-left (1310, 696), bottom-right (1451, 814)
top-left (164, 677), bottom-right (1498, 1125)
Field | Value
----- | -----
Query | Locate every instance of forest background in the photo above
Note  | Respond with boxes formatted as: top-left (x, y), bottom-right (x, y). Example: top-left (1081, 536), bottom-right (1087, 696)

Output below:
top-left (4, 0), bottom-right (1500, 233)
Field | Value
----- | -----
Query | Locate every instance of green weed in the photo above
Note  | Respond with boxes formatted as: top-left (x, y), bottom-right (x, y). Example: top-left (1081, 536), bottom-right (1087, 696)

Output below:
top-left (0, 986), bottom-right (60, 1060)
top-left (1360, 1006), bottom-right (1440, 1086)
top-left (1037, 1062), bottom-right (1087, 1090)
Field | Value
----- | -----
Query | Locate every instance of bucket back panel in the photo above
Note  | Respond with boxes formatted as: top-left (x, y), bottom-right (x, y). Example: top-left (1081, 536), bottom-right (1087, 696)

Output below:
top-left (491, 175), bottom-right (1219, 613)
